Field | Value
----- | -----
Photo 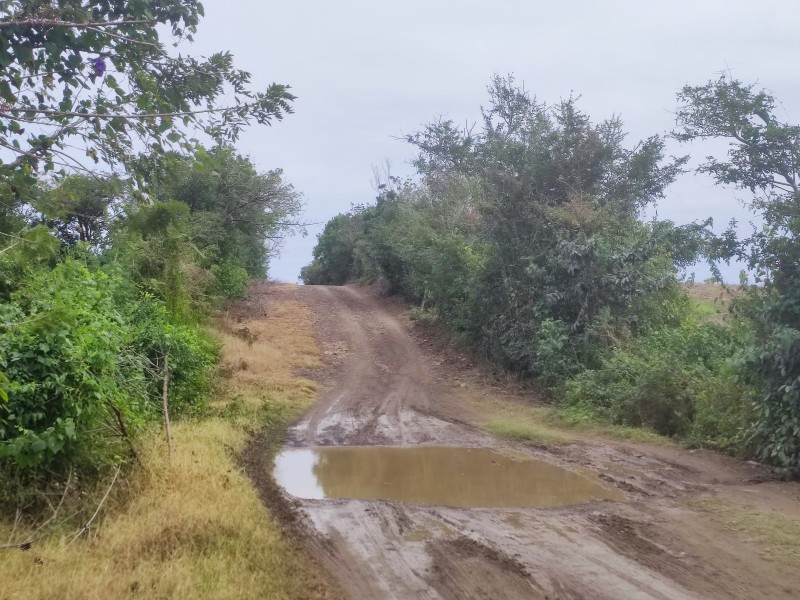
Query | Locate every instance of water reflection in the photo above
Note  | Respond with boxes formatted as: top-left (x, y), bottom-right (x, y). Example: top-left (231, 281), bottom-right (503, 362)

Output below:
top-left (274, 446), bottom-right (622, 508)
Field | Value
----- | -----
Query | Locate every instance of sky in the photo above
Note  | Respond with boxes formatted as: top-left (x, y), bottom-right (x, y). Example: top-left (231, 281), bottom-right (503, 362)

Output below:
top-left (192, 0), bottom-right (800, 283)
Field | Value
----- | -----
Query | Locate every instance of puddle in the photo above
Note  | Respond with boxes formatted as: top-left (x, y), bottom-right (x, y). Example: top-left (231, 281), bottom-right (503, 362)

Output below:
top-left (274, 446), bottom-right (623, 508)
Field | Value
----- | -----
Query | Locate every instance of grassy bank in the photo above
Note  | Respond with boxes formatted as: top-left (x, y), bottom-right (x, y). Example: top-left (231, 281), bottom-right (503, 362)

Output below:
top-left (0, 289), bottom-right (338, 599)
top-left (458, 388), bottom-right (668, 447)
top-left (691, 497), bottom-right (800, 567)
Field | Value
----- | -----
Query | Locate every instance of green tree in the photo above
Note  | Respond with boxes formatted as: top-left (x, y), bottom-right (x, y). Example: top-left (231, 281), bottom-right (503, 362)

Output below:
top-left (301, 212), bottom-right (360, 285)
top-left (36, 173), bottom-right (123, 245)
top-left (305, 76), bottom-right (698, 382)
top-left (675, 76), bottom-right (800, 471)
top-left (146, 146), bottom-right (303, 278)
top-left (0, 0), bottom-right (294, 194)
top-left (407, 75), bottom-right (688, 375)
top-left (113, 146), bottom-right (302, 313)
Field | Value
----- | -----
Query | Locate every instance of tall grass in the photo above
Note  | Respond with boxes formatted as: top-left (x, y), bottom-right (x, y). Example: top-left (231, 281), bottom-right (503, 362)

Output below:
top-left (0, 293), bottom-right (338, 599)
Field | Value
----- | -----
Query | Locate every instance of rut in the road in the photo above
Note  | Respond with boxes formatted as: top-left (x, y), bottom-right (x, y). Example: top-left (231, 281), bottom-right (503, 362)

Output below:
top-left (289, 285), bottom-right (485, 447)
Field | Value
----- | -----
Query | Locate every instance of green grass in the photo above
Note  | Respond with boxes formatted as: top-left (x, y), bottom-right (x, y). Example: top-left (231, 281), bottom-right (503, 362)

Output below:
top-left (690, 297), bottom-right (719, 319)
top-left (458, 386), bottom-right (669, 447)
top-left (484, 420), bottom-right (565, 444)
top-left (548, 405), bottom-right (669, 444)
top-left (691, 497), bottom-right (800, 566)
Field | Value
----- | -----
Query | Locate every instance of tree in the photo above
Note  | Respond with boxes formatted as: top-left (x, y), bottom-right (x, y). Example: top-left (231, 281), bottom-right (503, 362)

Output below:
top-left (0, 0), bottom-right (294, 195)
top-left (407, 76), bottom-right (687, 374)
top-left (301, 212), bottom-right (361, 285)
top-left (305, 76), bottom-right (694, 381)
top-left (36, 173), bottom-right (122, 245)
top-left (675, 76), bottom-right (800, 471)
top-left (141, 146), bottom-right (304, 278)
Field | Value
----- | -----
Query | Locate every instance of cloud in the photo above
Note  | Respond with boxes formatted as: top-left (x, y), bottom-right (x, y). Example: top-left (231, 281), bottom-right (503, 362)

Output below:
top-left (193, 0), bottom-right (800, 282)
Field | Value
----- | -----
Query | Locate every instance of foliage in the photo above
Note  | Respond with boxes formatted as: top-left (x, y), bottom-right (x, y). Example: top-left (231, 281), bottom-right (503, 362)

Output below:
top-left (123, 289), bottom-right (217, 417)
top-left (156, 146), bottom-right (304, 279)
top-left (0, 292), bottom-right (337, 600)
top-left (0, 0), bottom-right (294, 193)
top-left (113, 147), bottom-right (302, 312)
top-left (564, 317), bottom-right (753, 443)
top-left (676, 76), bottom-right (800, 471)
top-left (0, 259), bottom-right (217, 476)
top-left (35, 174), bottom-right (123, 246)
top-left (305, 77), bottom-right (696, 379)
top-left (304, 75), bottom-right (761, 459)
top-left (0, 145), bottom-right (299, 483)
top-left (0, 151), bottom-right (299, 485)
top-left (0, 0), bottom-right (303, 513)
top-left (301, 212), bottom-right (360, 285)
top-left (0, 224), bottom-right (61, 300)
top-left (0, 260), bottom-right (146, 471)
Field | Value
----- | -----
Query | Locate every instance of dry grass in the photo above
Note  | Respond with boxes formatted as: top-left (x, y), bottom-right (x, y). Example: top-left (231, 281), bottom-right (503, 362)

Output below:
top-left (683, 282), bottom-right (742, 324)
top-left (691, 497), bottom-right (800, 566)
top-left (0, 297), bottom-right (338, 600)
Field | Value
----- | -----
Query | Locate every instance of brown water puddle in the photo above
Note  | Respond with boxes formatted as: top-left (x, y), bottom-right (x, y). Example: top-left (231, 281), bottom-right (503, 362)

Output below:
top-left (274, 446), bottom-right (623, 508)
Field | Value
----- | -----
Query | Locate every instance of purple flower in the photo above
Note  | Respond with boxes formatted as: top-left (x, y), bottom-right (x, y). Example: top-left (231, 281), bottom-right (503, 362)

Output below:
top-left (91, 57), bottom-right (106, 78)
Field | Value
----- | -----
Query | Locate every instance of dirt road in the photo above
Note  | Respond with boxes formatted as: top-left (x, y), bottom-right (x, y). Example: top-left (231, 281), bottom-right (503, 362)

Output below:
top-left (259, 284), bottom-right (800, 599)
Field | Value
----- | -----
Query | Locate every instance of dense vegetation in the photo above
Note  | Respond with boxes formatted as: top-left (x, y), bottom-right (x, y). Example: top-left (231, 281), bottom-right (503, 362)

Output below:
top-left (0, 2), bottom-right (301, 505)
top-left (303, 76), bottom-right (800, 474)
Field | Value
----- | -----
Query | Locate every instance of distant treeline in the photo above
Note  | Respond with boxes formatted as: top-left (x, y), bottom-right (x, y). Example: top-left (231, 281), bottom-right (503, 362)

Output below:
top-left (303, 76), bottom-right (800, 474)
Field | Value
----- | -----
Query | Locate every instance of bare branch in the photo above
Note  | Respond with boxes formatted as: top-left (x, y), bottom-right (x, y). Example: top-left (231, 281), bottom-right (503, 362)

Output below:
top-left (70, 464), bottom-right (121, 543)
top-left (0, 469), bottom-right (73, 551)
top-left (2, 102), bottom-right (260, 120)
top-left (0, 18), bottom-right (157, 29)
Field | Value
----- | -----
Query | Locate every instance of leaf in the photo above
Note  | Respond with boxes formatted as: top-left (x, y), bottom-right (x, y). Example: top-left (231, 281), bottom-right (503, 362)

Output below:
top-left (0, 79), bottom-right (13, 102)
top-left (13, 43), bottom-right (33, 64)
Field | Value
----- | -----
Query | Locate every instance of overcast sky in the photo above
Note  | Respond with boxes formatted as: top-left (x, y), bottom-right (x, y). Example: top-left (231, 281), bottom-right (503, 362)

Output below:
top-left (193, 0), bottom-right (800, 283)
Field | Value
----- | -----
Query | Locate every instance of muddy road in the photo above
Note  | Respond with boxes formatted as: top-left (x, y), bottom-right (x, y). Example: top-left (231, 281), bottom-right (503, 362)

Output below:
top-left (257, 284), bottom-right (800, 599)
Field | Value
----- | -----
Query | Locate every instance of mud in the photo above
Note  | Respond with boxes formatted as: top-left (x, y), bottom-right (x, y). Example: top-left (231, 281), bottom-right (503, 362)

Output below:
top-left (246, 283), bottom-right (800, 600)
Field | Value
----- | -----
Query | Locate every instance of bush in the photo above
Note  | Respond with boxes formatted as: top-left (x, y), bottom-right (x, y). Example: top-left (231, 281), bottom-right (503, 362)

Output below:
top-left (745, 322), bottom-right (800, 471)
top-left (564, 319), bottom-right (753, 441)
top-left (211, 261), bottom-right (249, 300)
top-left (0, 261), bottom-right (147, 471)
top-left (127, 296), bottom-right (218, 417)
top-left (0, 260), bottom-right (218, 476)
top-left (0, 226), bottom-right (61, 301)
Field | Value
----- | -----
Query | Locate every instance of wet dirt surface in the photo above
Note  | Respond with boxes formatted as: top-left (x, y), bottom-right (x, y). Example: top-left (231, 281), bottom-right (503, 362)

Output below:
top-left (246, 283), bottom-right (800, 600)
top-left (274, 446), bottom-right (623, 508)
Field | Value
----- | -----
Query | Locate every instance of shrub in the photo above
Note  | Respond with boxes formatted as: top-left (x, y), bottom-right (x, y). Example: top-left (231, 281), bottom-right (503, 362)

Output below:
top-left (564, 319), bottom-right (753, 441)
top-left (127, 296), bottom-right (218, 417)
top-left (0, 261), bottom-right (147, 471)
top-left (0, 260), bottom-right (219, 476)
top-left (211, 261), bottom-right (249, 300)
